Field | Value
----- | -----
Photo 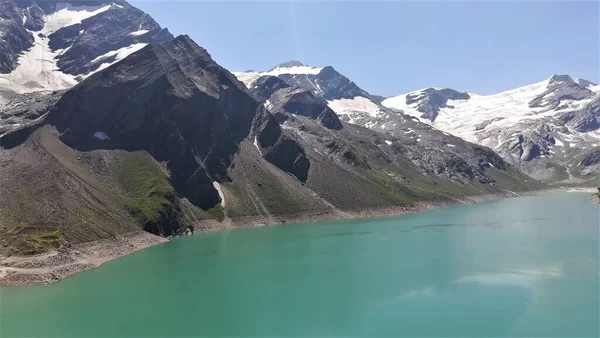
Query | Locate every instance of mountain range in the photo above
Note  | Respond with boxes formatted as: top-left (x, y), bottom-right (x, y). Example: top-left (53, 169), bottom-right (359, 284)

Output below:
top-left (0, 0), bottom-right (592, 274)
top-left (235, 64), bottom-right (600, 184)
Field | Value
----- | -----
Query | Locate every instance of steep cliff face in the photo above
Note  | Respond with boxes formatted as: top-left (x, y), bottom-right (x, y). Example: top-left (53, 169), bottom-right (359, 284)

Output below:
top-left (252, 108), bottom-right (311, 183)
top-left (247, 75), bottom-right (343, 130)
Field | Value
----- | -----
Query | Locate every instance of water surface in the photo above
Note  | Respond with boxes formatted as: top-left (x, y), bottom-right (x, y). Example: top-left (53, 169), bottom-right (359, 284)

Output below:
top-left (1, 193), bottom-right (598, 337)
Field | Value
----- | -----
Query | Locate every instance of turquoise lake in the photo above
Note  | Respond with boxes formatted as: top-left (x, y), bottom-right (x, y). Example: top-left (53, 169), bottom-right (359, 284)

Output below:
top-left (1, 192), bottom-right (598, 337)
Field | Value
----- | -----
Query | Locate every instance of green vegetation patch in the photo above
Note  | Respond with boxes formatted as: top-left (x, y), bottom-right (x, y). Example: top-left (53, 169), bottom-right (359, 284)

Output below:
top-left (1, 223), bottom-right (62, 255)
top-left (367, 166), bottom-right (415, 205)
top-left (26, 227), bottom-right (61, 254)
top-left (181, 198), bottom-right (225, 222)
top-left (114, 151), bottom-right (175, 224)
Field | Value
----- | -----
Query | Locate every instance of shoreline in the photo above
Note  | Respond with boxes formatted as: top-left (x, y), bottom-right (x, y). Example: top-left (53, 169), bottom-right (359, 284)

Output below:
top-left (0, 187), bottom-right (594, 287)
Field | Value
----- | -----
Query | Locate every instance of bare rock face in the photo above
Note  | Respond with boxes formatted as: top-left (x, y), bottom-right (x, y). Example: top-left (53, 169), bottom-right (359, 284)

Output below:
top-left (0, 0), bottom-right (34, 73)
top-left (250, 75), bottom-right (291, 102)
top-left (405, 88), bottom-right (470, 122)
top-left (252, 108), bottom-right (310, 183)
top-left (529, 75), bottom-right (594, 110)
top-left (47, 1), bottom-right (173, 76)
top-left (264, 86), bottom-right (343, 130)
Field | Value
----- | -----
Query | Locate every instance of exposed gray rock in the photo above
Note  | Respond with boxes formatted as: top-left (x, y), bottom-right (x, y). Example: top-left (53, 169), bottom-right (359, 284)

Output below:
top-left (253, 109), bottom-right (310, 182)
top-left (49, 2), bottom-right (173, 76)
top-left (265, 87), bottom-right (343, 130)
top-left (529, 75), bottom-right (594, 110)
top-left (277, 65), bottom-right (372, 101)
top-left (249, 75), bottom-right (290, 102)
top-left (0, 0), bottom-right (34, 73)
top-left (405, 88), bottom-right (470, 121)
top-left (0, 90), bottom-right (64, 137)
top-left (559, 96), bottom-right (600, 132)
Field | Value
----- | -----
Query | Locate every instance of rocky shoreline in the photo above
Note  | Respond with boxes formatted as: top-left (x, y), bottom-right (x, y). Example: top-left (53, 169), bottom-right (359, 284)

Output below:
top-left (0, 187), bottom-right (594, 287)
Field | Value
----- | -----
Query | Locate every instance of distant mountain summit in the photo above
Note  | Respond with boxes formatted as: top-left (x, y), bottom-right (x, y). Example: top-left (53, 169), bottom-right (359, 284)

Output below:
top-left (383, 74), bottom-right (600, 182)
top-left (234, 61), bottom-right (378, 123)
top-left (237, 63), bottom-right (599, 183)
top-left (268, 60), bottom-right (305, 70)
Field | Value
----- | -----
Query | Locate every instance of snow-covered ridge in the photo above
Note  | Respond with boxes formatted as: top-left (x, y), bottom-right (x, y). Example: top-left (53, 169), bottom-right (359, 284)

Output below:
top-left (89, 43), bottom-right (148, 73)
top-left (0, 2), bottom-right (158, 94)
top-left (233, 65), bottom-right (324, 88)
top-left (382, 76), bottom-right (598, 143)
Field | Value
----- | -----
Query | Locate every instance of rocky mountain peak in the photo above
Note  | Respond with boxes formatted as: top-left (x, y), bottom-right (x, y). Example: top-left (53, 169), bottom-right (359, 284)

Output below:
top-left (576, 78), bottom-right (597, 88)
top-left (549, 74), bottom-right (576, 85)
top-left (405, 88), bottom-right (470, 122)
top-left (529, 74), bottom-right (594, 110)
top-left (270, 60), bottom-right (305, 70)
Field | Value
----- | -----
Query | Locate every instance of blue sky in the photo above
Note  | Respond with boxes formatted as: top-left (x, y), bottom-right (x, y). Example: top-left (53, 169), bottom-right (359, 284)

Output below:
top-left (131, 1), bottom-right (599, 97)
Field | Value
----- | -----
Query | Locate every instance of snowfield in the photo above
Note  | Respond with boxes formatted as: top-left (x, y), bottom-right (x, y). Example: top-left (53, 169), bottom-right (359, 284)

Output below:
top-left (382, 77), bottom-right (600, 144)
top-left (0, 3), bottom-right (152, 93)
top-left (89, 43), bottom-right (148, 74)
top-left (327, 96), bottom-right (382, 119)
top-left (0, 32), bottom-right (77, 93)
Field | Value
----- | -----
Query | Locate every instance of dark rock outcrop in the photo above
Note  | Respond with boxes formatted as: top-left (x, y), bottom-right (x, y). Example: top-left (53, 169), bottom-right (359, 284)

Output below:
top-left (49, 2), bottom-right (173, 76)
top-left (250, 75), bottom-right (290, 102)
top-left (559, 96), bottom-right (600, 132)
top-left (0, 91), bottom-right (64, 137)
top-left (579, 150), bottom-right (600, 168)
top-left (405, 88), bottom-right (470, 122)
top-left (265, 87), bottom-right (343, 130)
top-left (0, 0), bottom-right (34, 73)
top-left (248, 76), bottom-right (343, 131)
top-left (276, 65), bottom-right (371, 101)
top-left (253, 109), bottom-right (310, 182)
top-left (529, 75), bottom-right (594, 110)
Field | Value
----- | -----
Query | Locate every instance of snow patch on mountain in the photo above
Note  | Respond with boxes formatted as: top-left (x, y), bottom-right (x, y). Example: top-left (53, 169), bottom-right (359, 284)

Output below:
top-left (233, 65), bottom-right (324, 88)
top-left (89, 42), bottom-right (147, 73)
top-left (0, 31), bottom-right (77, 93)
top-left (383, 75), bottom-right (600, 181)
top-left (382, 77), bottom-right (598, 144)
top-left (129, 29), bottom-right (149, 36)
top-left (0, 2), bottom-right (158, 93)
top-left (327, 96), bottom-right (382, 120)
top-left (43, 2), bottom-right (113, 35)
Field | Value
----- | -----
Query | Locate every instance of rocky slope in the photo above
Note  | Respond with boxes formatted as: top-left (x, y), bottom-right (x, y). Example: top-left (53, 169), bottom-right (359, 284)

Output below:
top-left (383, 75), bottom-right (600, 182)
